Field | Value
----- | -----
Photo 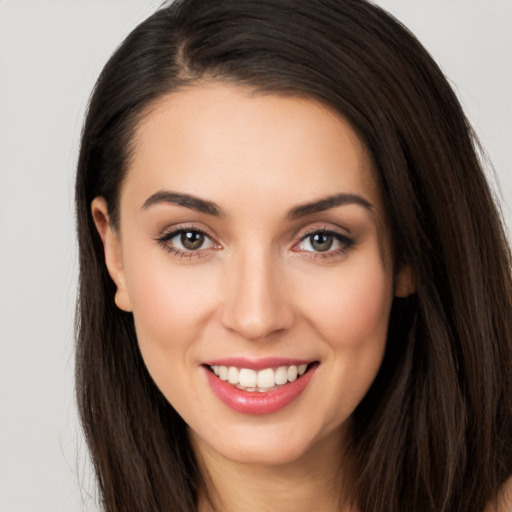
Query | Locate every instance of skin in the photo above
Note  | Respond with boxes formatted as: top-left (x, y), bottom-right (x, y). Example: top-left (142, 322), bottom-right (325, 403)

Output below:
top-left (92, 83), bottom-right (414, 512)
top-left (485, 477), bottom-right (512, 512)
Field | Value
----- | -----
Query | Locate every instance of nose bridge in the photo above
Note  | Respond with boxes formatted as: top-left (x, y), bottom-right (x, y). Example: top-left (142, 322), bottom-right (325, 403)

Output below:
top-left (221, 243), bottom-right (293, 340)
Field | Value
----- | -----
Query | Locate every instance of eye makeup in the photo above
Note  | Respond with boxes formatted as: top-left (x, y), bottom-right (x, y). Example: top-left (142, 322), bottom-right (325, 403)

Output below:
top-left (154, 224), bottom-right (220, 260)
top-left (154, 223), bottom-right (356, 262)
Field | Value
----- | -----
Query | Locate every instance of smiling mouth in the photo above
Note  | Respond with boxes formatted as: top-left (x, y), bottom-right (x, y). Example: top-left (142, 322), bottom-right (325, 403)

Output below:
top-left (206, 363), bottom-right (316, 392)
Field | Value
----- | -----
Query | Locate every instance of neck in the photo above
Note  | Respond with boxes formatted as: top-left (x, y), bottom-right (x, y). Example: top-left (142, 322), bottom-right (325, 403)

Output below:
top-left (192, 428), bottom-right (357, 512)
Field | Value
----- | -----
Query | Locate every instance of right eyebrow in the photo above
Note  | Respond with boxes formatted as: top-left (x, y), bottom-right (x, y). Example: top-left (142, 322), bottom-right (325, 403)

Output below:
top-left (141, 190), bottom-right (223, 216)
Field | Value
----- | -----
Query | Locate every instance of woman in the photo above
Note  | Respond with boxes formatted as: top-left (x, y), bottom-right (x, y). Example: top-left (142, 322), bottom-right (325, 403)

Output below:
top-left (75, 0), bottom-right (512, 510)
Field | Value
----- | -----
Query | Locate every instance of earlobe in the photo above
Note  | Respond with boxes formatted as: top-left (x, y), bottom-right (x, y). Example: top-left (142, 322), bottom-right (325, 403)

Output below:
top-left (395, 265), bottom-right (416, 298)
top-left (91, 197), bottom-right (132, 312)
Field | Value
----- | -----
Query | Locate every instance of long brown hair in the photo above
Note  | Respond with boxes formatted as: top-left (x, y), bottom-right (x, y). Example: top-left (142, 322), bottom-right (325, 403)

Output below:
top-left (75, 1), bottom-right (512, 510)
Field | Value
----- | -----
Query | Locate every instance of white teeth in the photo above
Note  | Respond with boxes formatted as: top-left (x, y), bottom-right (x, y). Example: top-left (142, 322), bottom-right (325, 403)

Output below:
top-left (219, 366), bottom-right (228, 381)
top-left (239, 368), bottom-right (257, 388)
top-left (210, 363), bottom-right (311, 391)
top-left (227, 366), bottom-right (239, 384)
top-left (287, 366), bottom-right (298, 382)
top-left (275, 366), bottom-right (288, 385)
top-left (257, 368), bottom-right (275, 388)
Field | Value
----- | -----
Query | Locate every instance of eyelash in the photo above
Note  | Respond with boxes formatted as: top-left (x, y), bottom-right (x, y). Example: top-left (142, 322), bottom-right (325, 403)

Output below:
top-left (155, 226), bottom-right (354, 261)
top-left (292, 229), bottom-right (354, 260)
top-left (155, 225), bottom-right (218, 260)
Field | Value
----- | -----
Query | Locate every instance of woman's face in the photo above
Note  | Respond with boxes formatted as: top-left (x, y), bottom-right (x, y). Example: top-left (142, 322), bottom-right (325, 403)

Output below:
top-left (94, 83), bottom-right (411, 467)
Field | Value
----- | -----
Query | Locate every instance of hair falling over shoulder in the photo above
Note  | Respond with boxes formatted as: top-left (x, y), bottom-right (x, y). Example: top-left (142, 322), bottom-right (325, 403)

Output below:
top-left (75, 1), bottom-right (512, 510)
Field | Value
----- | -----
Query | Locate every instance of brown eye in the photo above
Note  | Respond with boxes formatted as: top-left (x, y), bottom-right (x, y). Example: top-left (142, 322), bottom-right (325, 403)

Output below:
top-left (309, 233), bottom-right (333, 252)
top-left (181, 231), bottom-right (205, 250)
top-left (296, 230), bottom-right (354, 255)
top-left (157, 228), bottom-right (216, 254)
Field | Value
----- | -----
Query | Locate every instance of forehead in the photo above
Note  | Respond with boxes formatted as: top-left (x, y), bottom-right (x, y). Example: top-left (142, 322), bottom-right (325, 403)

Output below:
top-left (125, 82), bottom-right (381, 215)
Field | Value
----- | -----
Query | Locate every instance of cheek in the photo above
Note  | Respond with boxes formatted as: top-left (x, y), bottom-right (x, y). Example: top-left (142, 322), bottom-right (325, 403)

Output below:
top-left (122, 249), bottom-right (218, 375)
top-left (298, 254), bottom-right (393, 346)
top-left (296, 255), bottom-right (393, 426)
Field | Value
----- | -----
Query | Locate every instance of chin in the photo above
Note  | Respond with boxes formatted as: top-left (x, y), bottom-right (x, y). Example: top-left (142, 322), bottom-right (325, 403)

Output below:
top-left (226, 441), bottom-right (310, 466)
top-left (190, 418), bottom-right (345, 468)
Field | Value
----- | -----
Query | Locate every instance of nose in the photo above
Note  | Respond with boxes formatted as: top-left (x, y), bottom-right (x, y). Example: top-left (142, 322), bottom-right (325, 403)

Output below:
top-left (220, 248), bottom-right (295, 341)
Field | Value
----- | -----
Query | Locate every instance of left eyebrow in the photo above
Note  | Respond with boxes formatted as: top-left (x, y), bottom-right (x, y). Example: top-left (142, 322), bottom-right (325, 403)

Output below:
top-left (286, 193), bottom-right (374, 220)
top-left (141, 190), bottom-right (223, 216)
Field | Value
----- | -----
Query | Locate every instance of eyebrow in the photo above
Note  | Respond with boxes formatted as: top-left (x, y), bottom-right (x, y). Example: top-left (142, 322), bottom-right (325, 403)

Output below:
top-left (286, 193), bottom-right (374, 220)
top-left (142, 190), bottom-right (222, 216)
top-left (141, 190), bottom-right (373, 219)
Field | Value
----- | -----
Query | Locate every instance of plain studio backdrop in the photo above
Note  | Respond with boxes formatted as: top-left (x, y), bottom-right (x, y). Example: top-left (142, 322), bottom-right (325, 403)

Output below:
top-left (0, 1), bottom-right (510, 511)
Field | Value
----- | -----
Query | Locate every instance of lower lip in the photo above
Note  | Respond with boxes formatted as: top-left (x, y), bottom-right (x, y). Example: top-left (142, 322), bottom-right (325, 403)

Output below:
top-left (203, 364), bottom-right (317, 415)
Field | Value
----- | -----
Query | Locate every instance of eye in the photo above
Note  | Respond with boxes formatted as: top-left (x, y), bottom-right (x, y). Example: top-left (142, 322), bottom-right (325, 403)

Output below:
top-left (173, 230), bottom-right (212, 251)
top-left (156, 228), bottom-right (217, 255)
top-left (301, 232), bottom-right (335, 252)
top-left (296, 230), bottom-right (353, 254)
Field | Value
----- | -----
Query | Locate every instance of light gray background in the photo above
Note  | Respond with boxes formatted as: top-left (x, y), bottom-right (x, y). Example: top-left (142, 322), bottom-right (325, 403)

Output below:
top-left (0, 1), bottom-right (510, 511)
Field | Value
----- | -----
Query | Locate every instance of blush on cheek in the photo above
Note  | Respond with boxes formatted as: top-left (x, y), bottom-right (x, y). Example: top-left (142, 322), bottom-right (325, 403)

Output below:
top-left (126, 262), bottom-right (219, 366)
top-left (307, 271), bottom-right (392, 347)
top-left (129, 256), bottom-right (215, 318)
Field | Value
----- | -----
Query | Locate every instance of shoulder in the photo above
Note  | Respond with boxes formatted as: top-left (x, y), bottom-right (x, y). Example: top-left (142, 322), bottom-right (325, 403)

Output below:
top-left (485, 476), bottom-right (512, 512)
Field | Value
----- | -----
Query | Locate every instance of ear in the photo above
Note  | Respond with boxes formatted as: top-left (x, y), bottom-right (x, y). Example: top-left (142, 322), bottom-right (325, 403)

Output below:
top-left (91, 197), bottom-right (132, 312)
top-left (395, 264), bottom-right (416, 298)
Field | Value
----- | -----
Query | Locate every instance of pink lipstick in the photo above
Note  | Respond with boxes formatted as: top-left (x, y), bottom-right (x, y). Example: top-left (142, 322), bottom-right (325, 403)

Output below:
top-left (202, 359), bottom-right (318, 415)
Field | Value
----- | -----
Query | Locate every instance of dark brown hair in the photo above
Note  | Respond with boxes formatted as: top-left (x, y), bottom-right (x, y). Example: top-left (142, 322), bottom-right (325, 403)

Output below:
top-left (75, 1), bottom-right (512, 510)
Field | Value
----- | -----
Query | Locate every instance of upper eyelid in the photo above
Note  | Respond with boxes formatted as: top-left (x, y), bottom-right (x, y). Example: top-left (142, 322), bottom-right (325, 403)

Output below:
top-left (156, 223), bottom-right (215, 240)
top-left (296, 229), bottom-right (353, 246)
top-left (294, 223), bottom-right (352, 240)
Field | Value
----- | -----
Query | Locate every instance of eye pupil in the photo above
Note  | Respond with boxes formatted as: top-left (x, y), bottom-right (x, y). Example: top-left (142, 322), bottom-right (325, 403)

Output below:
top-left (181, 231), bottom-right (204, 250)
top-left (311, 233), bottom-right (333, 252)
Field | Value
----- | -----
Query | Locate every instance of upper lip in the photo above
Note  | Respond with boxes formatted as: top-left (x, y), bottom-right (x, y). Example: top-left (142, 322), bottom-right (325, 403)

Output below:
top-left (202, 357), bottom-right (316, 371)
